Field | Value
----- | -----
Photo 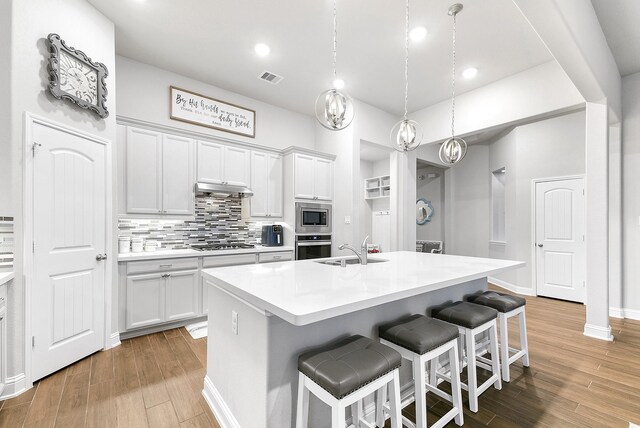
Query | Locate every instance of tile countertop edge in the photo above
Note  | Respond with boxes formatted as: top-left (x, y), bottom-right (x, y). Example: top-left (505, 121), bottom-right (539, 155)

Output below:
top-left (0, 272), bottom-right (15, 286)
top-left (117, 246), bottom-right (294, 262)
top-left (202, 260), bottom-right (526, 326)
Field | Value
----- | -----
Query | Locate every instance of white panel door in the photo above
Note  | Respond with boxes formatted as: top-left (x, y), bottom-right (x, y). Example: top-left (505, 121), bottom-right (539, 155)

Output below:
top-left (314, 158), bottom-right (333, 201)
top-left (126, 127), bottom-right (162, 214)
top-left (250, 151), bottom-right (269, 217)
top-left (535, 178), bottom-right (586, 302)
top-left (126, 274), bottom-right (164, 330)
top-left (162, 134), bottom-right (194, 215)
top-left (32, 121), bottom-right (107, 381)
top-left (224, 146), bottom-right (250, 187)
top-left (267, 154), bottom-right (283, 217)
top-left (197, 140), bottom-right (224, 184)
top-left (294, 154), bottom-right (315, 199)
top-left (166, 270), bottom-right (200, 321)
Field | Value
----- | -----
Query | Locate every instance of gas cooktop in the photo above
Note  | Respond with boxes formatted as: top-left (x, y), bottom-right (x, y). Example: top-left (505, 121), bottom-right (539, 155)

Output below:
top-left (191, 243), bottom-right (256, 251)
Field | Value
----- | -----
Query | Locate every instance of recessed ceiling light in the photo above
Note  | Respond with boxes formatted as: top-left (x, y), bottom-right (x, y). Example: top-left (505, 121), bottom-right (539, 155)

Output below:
top-left (409, 26), bottom-right (428, 42)
top-left (462, 67), bottom-right (478, 79)
top-left (332, 78), bottom-right (345, 90)
top-left (254, 43), bottom-right (271, 57)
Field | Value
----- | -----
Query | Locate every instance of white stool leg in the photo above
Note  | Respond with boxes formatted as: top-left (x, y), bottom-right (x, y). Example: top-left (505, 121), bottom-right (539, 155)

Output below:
top-left (519, 309), bottom-right (530, 366)
top-left (465, 329), bottom-right (479, 412)
top-left (499, 313), bottom-right (510, 382)
top-left (296, 372), bottom-right (309, 428)
top-left (388, 370), bottom-right (402, 428)
top-left (331, 403), bottom-right (346, 428)
top-left (375, 384), bottom-right (386, 427)
top-left (413, 354), bottom-right (428, 428)
top-left (449, 343), bottom-right (464, 426)
top-left (489, 323), bottom-right (503, 390)
top-left (428, 355), bottom-right (438, 387)
top-left (457, 333), bottom-right (465, 372)
top-left (351, 400), bottom-right (363, 428)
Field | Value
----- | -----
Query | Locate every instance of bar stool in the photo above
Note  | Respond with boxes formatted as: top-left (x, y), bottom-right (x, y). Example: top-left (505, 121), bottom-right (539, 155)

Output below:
top-left (432, 301), bottom-right (502, 413)
top-left (468, 291), bottom-right (530, 382)
top-left (378, 314), bottom-right (464, 428)
top-left (296, 335), bottom-right (402, 428)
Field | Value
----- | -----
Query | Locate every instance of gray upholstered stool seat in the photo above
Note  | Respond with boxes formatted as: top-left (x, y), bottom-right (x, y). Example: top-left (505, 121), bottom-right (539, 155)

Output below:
top-left (468, 291), bottom-right (526, 313)
top-left (432, 301), bottom-right (498, 329)
top-left (379, 314), bottom-right (459, 355)
top-left (298, 334), bottom-right (402, 399)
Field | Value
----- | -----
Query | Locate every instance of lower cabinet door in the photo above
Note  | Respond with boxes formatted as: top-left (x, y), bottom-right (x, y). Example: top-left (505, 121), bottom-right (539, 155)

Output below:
top-left (0, 306), bottom-right (5, 395)
top-left (126, 273), bottom-right (164, 330)
top-left (165, 270), bottom-right (200, 322)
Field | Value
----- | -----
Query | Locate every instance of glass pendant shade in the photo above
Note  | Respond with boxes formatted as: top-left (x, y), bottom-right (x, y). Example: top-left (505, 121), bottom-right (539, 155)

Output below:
top-left (315, 88), bottom-right (355, 131)
top-left (392, 119), bottom-right (423, 152)
top-left (439, 136), bottom-right (468, 164)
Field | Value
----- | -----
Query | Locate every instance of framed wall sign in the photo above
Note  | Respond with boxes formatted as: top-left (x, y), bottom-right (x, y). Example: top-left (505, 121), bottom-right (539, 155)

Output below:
top-left (170, 86), bottom-right (256, 138)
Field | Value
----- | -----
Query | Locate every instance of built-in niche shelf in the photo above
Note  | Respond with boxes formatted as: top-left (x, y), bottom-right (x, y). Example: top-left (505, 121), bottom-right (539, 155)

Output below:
top-left (364, 175), bottom-right (391, 199)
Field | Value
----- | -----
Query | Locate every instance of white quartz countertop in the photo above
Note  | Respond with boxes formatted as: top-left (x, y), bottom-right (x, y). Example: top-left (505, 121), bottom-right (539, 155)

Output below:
top-left (0, 272), bottom-right (14, 286)
top-left (202, 251), bottom-right (525, 326)
top-left (117, 246), bottom-right (293, 262)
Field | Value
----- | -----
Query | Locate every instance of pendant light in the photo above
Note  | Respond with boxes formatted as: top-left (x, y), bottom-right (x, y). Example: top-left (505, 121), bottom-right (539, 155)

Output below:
top-left (391, 0), bottom-right (423, 152)
top-left (315, 0), bottom-right (354, 131)
top-left (439, 3), bottom-right (468, 164)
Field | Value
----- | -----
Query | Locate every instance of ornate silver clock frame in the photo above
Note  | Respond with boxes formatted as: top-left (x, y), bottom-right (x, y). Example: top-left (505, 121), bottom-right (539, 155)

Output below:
top-left (46, 33), bottom-right (109, 119)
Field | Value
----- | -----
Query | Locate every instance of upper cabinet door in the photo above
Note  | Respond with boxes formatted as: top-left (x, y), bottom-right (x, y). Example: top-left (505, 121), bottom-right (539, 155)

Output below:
top-left (294, 154), bottom-right (315, 200)
top-left (224, 146), bottom-right (250, 187)
top-left (267, 154), bottom-right (283, 217)
top-left (126, 127), bottom-right (162, 214)
top-left (314, 157), bottom-right (333, 201)
top-left (162, 134), bottom-right (195, 215)
top-left (197, 140), bottom-right (224, 184)
top-left (250, 151), bottom-right (269, 217)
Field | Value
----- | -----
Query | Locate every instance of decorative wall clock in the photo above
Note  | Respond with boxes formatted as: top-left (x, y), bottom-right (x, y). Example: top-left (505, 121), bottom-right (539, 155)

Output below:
top-left (47, 33), bottom-right (109, 118)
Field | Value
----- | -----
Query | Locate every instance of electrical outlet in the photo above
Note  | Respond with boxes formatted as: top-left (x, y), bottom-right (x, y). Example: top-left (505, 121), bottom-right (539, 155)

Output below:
top-left (345, 216), bottom-right (351, 224)
top-left (231, 310), bottom-right (238, 335)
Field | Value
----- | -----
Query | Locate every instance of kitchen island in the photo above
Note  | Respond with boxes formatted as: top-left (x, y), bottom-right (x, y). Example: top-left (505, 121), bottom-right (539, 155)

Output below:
top-left (201, 251), bottom-right (524, 428)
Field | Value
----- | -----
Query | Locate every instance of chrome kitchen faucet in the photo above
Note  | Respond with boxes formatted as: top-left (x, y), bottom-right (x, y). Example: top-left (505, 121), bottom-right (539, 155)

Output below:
top-left (338, 235), bottom-right (369, 265)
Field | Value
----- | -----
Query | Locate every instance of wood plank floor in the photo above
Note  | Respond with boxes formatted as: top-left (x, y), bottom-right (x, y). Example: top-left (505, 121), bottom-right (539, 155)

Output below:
top-left (1, 285), bottom-right (639, 427)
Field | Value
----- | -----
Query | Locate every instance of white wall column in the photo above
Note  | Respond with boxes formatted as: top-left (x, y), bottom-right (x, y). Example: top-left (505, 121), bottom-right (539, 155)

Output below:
top-left (584, 102), bottom-right (613, 340)
top-left (608, 123), bottom-right (623, 317)
top-left (390, 151), bottom-right (417, 251)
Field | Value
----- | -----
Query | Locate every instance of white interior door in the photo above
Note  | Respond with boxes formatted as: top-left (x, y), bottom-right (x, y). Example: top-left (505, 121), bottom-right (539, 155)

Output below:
top-left (31, 121), bottom-right (107, 381)
top-left (535, 178), bottom-right (585, 302)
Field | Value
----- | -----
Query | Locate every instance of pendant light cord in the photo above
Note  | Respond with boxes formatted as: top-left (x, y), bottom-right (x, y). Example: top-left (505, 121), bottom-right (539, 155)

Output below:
top-left (333, 0), bottom-right (338, 80)
top-left (403, 0), bottom-right (410, 120)
top-left (450, 10), bottom-right (457, 138)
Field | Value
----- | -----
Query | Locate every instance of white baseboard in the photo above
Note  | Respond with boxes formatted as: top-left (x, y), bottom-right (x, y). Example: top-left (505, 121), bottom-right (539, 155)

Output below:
top-left (609, 307), bottom-right (640, 320)
top-left (583, 323), bottom-right (614, 341)
top-left (0, 373), bottom-right (28, 400)
top-left (609, 307), bottom-right (625, 319)
top-left (202, 375), bottom-right (241, 428)
top-left (107, 332), bottom-right (121, 349)
top-left (488, 277), bottom-right (535, 296)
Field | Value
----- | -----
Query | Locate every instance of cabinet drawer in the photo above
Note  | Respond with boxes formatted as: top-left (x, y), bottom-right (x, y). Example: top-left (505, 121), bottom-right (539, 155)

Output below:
top-left (202, 254), bottom-right (256, 268)
top-left (126, 258), bottom-right (199, 275)
top-left (258, 251), bottom-right (292, 263)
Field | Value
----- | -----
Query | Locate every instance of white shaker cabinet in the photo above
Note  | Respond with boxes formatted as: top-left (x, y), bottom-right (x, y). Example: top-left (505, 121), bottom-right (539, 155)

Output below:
top-left (294, 153), bottom-right (333, 201)
top-left (124, 127), bottom-right (195, 216)
top-left (126, 273), bottom-right (164, 330)
top-left (197, 141), bottom-right (250, 187)
top-left (0, 283), bottom-right (6, 397)
top-left (250, 151), bottom-right (283, 218)
top-left (165, 269), bottom-right (200, 322)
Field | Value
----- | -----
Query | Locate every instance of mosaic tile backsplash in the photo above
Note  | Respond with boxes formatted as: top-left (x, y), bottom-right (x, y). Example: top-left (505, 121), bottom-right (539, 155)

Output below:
top-left (0, 217), bottom-right (14, 271)
top-left (118, 195), bottom-right (263, 249)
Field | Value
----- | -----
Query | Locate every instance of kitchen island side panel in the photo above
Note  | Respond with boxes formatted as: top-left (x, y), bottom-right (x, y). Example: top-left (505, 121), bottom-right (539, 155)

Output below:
top-left (205, 275), bottom-right (486, 428)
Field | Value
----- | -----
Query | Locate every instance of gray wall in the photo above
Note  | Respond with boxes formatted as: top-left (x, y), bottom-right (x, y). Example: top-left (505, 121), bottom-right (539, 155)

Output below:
top-left (622, 72), bottom-right (640, 315)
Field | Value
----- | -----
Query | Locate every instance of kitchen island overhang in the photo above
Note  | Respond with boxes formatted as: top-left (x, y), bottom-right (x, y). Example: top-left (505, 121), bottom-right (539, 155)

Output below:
top-left (201, 251), bottom-right (525, 428)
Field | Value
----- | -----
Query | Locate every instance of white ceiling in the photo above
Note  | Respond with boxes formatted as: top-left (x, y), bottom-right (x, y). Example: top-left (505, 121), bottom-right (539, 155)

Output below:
top-left (88, 0), bottom-right (553, 116)
top-left (591, 0), bottom-right (640, 77)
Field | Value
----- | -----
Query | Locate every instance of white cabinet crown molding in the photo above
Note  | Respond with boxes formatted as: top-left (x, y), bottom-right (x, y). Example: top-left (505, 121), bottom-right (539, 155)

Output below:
top-left (282, 146), bottom-right (336, 161)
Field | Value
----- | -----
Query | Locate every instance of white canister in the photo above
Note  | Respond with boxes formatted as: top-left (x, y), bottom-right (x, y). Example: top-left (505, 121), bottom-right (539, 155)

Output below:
top-left (145, 240), bottom-right (158, 252)
top-left (118, 236), bottom-right (131, 254)
top-left (131, 237), bottom-right (144, 253)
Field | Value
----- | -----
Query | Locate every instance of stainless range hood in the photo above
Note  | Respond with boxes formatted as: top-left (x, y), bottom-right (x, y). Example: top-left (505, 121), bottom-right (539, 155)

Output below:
top-left (195, 182), bottom-right (254, 198)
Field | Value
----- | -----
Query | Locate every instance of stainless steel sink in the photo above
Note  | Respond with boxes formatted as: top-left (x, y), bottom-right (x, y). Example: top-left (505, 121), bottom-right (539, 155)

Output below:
top-left (314, 257), bottom-right (388, 266)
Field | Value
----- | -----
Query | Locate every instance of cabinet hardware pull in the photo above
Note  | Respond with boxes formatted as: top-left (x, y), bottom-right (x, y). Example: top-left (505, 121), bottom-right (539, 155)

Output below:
top-left (159, 264), bottom-right (172, 267)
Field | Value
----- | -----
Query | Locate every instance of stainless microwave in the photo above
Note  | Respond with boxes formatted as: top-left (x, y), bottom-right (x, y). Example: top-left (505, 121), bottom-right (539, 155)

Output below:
top-left (295, 202), bottom-right (332, 234)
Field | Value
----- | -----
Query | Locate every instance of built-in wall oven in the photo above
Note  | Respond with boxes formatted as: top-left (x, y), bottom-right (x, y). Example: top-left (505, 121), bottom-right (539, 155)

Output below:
top-left (295, 202), bottom-right (332, 234)
top-left (295, 235), bottom-right (332, 260)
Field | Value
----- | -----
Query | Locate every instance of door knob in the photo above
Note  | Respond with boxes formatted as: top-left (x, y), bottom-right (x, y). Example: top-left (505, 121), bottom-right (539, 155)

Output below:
top-left (537, 244), bottom-right (543, 248)
top-left (96, 254), bottom-right (107, 261)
